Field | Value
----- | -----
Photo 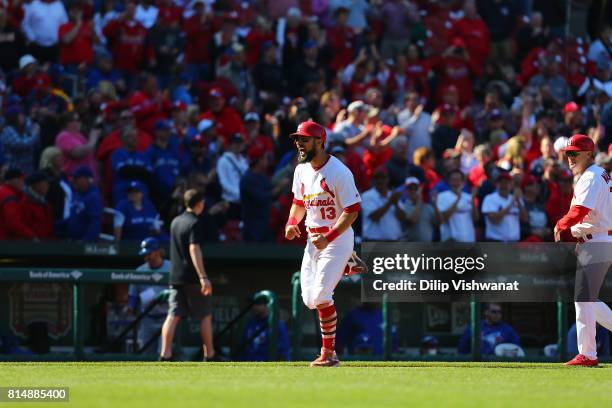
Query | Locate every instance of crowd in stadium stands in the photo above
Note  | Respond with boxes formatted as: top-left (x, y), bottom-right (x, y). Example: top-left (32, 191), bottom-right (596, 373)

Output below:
top-left (0, 0), bottom-right (611, 244)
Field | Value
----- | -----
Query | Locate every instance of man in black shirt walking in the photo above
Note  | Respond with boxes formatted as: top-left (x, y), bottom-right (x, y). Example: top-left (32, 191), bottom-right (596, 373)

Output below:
top-left (160, 189), bottom-right (214, 361)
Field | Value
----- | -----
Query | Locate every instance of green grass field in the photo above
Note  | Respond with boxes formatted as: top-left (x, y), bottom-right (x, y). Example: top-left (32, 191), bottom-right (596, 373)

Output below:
top-left (1, 362), bottom-right (611, 407)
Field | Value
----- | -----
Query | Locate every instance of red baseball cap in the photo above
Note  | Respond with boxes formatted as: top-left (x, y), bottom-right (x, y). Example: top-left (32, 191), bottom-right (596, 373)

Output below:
top-left (563, 101), bottom-right (580, 114)
top-left (290, 121), bottom-right (327, 144)
top-left (247, 144), bottom-right (266, 164)
top-left (496, 172), bottom-right (513, 182)
top-left (209, 87), bottom-right (224, 98)
top-left (563, 134), bottom-right (594, 152)
top-left (521, 174), bottom-right (538, 187)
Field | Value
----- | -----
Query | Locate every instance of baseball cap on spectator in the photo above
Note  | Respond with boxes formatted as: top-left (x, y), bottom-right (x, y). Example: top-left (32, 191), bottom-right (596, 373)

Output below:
top-left (520, 174), bottom-right (538, 188)
top-left (25, 171), bottom-right (48, 185)
top-left (139, 237), bottom-right (161, 256)
top-left (287, 7), bottom-right (301, 18)
top-left (229, 133), bottom-right (244, 144)
top-left (244, 112), bottom-right (260, 122)
top-left (191, 134), bottom-right (206, 146)
top-left (496, 172), bottom-right (513, 182)
top-left (127, 181), bottom-right (145, 193)
top-left (347, 100), bottom-right (367, 113)
top-left (197, 119), bottom-right (214, 134)
top-left (404, 177), bottom-right (420, 186)
top-left (327, 132), bottom-right (346, 146)
top-left (154, 119), bottom-right (171, 131)
top-left (303, 39), bottom-right (317, 50)
top-left (18, 54), bottom-right (36, 70)
top-left (172, 101), bottom-right (187, 112)
top-left (209, 87), bottom-right (224, 98)
top-left (553, 137), bottom-right (569, 154)
top-left (73, 166), bottom-right (94, 179)
top-left (440, 104), bottom-right (455, 115)
top-left (563, 101), bottom-right (580, 114)
top-left (372, 166), bottom-right (388, 178)
top-left (247, 145), bottom-right (265, 165)
top-left (451, 37), bottom-right (466, 48)
top-left (563, 134), bottom-right (595, 152)
top-left (331, 146), bottom-right (345, 155)
top-left (4, 167), bottom-right (24, 180)
top-left (490, 109), bottom-right (503, 120)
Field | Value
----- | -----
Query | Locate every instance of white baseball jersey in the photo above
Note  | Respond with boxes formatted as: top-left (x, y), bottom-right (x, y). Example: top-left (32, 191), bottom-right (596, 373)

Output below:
top-left (570, 164), bottom-right (612, 242)
top-left (292, 156), bottom-right (361, 228)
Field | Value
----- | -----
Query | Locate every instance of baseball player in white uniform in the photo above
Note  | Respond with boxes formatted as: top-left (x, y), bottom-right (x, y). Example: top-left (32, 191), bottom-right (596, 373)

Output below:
top-left (285, 121), bottom-right (363, 367)
top-left (554, 134), bottom-right (612, 366)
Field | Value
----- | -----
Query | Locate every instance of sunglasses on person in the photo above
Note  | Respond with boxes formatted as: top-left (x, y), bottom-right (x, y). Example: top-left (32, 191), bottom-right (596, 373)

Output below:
top-left (565, 151), bottom-right (580, 158)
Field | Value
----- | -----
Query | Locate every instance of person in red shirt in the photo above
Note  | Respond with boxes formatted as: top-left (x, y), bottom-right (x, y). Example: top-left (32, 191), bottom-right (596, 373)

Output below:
top-left (128, 74), bottom-right (171, 135)
top-left (58, 2), bottom-right (95, 69)
top-left (157, 0), bottom-right (181, 26)
top-left (450, 0), bottom-right (490, 73)
top-left (430, 38), bottom-right (478, 107)
top-left (103, 1), bottom-right (152, 88)
top-left (200, 87), bottom-right (245, 146)
top-left (545, 168), bottom-right (573, 227)
top-left (182, 0), bottom-right (213, 83)
top-left (21, 171), bottom-right (54, 239)
top-left (244, 16), bottom-right (274, 68)
top-left (468, 144), bottom-right (493, 188)
top-left (0, 168), bottom-right (37, 240)
top-left (12, 55), bottom-right (51, 98)
top-left (327, 7), bottom-right (354, 73)
top-left (244, 112), bottom-right (273, 157)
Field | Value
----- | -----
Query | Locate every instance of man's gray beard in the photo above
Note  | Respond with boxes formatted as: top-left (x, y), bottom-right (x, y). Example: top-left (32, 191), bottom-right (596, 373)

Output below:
top-left (298, 149), bottom-right (316, 163)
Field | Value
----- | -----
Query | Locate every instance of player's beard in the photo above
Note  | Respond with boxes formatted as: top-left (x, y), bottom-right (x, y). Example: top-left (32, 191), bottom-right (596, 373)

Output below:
top-left (298, 146), bottom-right (317, 163)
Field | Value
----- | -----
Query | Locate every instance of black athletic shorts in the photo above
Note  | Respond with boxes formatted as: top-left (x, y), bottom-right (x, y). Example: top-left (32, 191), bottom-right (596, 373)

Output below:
top-left (168, 284), bottom-right (212, 319)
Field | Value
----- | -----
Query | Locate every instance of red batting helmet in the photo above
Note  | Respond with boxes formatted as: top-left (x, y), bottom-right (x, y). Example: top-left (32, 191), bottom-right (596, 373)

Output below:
top-left (563, 134), bottom-right (594, 152)
top-left (290, 121), bottom-right (327, 144)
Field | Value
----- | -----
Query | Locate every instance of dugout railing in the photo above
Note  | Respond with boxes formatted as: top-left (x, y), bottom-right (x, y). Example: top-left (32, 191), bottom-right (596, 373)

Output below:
top-left (290, 271), bottom-right (588, 363)
top-left (0, 268), bottom-right (280, 361)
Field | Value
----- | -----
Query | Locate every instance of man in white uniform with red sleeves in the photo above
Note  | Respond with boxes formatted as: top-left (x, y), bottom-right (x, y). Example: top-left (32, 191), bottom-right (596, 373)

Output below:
top-left (554, 134), bottom-right (612, 366)
top-left (285, 121), bottom-right (363, 367)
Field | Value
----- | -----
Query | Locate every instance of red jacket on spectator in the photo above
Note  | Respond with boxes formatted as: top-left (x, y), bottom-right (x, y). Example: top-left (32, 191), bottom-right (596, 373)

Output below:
top-left (200, 106), bottom-right (245, 146)
top-left (183, 14), bottom-right (213, 64)
top-left (451, 17), bottom-right (490, 74)
top-left (245, 27), bottom-right (274, 68)
top-left (12, 72), bottom-right (51, 98)
top-left (58, 20), bottom-right (95, 65)
top-left (545, 185), bottom-right (572, 227)
top-left (468, 164), bottom-right (487, 187)
top-left (128, 91), bottom-right (171, 135)
top-left (0, 184), bottom-right (36, 239)
top-left (103, 19), bottom-right (152, 73)
top-left (21, 194), bottom-right (54, 239)
top-left (430, 55), bottom-right (477, 107)
top-left (327, 24), bottom-right (354, 72)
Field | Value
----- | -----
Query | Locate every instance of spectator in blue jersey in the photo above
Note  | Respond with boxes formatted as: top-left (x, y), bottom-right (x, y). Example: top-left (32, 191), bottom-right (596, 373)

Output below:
top-left (127, 237), bottom-right (170, 354)
top-left (145, 119), bottom-right (180, 206)
top-left (111, 124), bottom-right (152, 205)
top-left (65, 166), bottom-right (103, 242)
top-left (114, 181), bottom-right (162, 242)
top-left (240, 145), bottom-right (273, 242)
top-left (239, 297), bottom-right (290, 361)
top-left (336, 303), bottom-right (399, 356)
top-left (458, 303), bottom-right (521, 355)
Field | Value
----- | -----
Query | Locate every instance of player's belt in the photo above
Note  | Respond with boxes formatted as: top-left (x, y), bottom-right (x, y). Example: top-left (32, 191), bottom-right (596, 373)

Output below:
top-left (308, 226), bottom-right (330, 233)
top-left (577, 230), bottom-right (612, 243)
